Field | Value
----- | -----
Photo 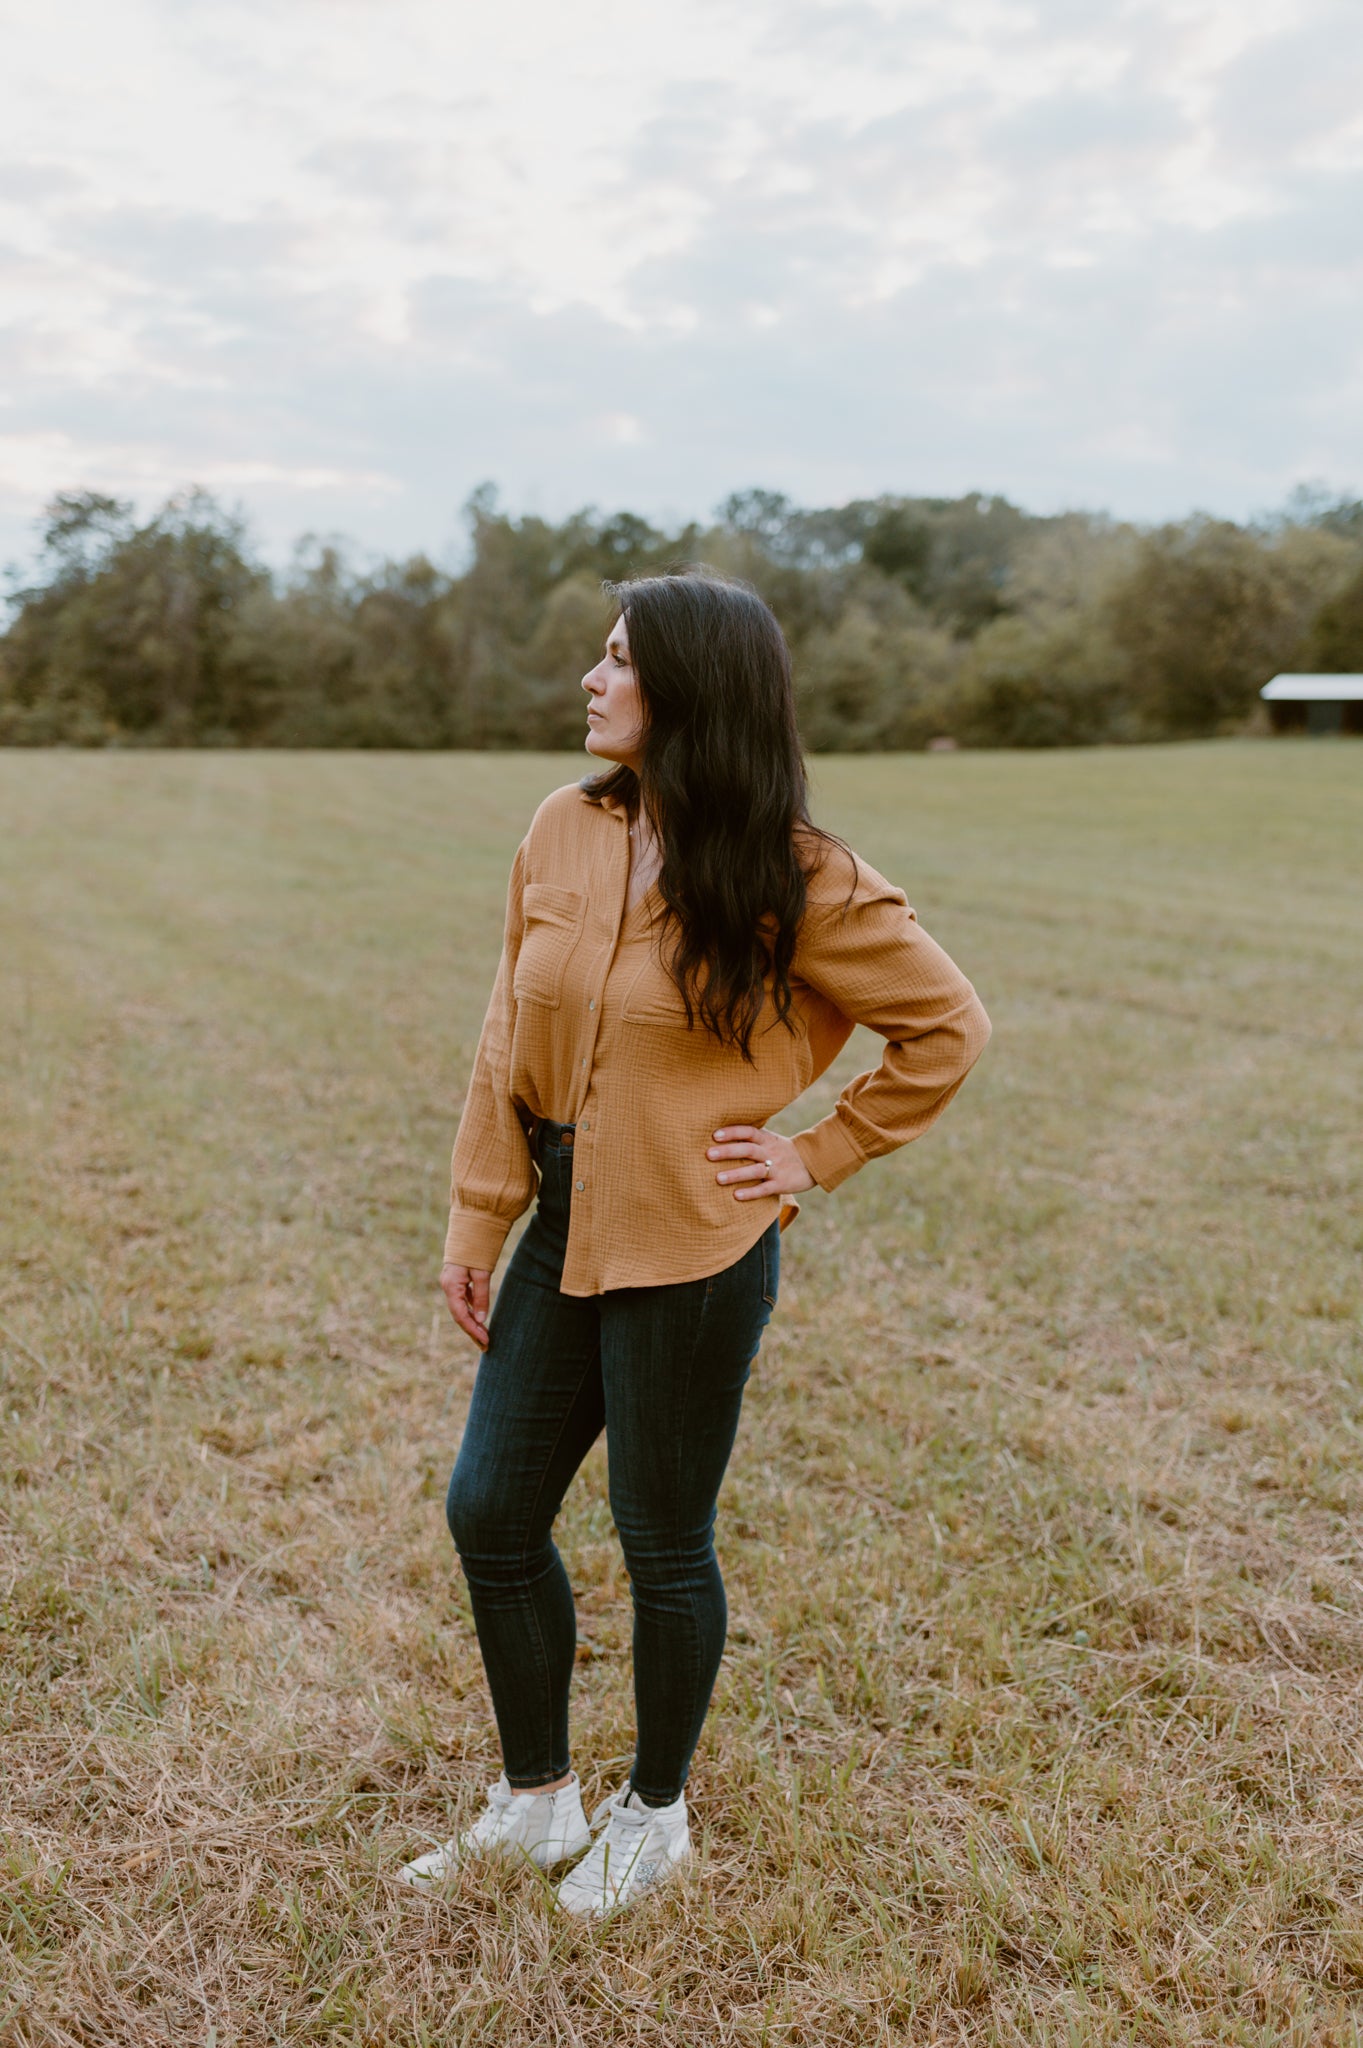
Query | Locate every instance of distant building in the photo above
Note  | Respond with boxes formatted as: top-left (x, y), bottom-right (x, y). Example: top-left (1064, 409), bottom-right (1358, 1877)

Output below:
top-left (1261, 674), bottom-right (1363, 736)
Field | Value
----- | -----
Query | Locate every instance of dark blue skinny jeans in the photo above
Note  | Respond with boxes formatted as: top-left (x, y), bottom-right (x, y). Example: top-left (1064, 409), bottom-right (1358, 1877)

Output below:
top-left (445, 1118), bottom-right (779, 1806)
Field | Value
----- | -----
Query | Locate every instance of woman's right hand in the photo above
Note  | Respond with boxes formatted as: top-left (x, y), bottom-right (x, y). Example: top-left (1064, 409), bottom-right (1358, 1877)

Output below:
top-left (441, 1262), bottom-right (491, 1350)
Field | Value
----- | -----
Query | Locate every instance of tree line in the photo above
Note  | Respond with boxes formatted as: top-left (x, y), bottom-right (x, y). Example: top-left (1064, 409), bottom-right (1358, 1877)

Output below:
top-left (3, 482), bottom-right (1362, 749)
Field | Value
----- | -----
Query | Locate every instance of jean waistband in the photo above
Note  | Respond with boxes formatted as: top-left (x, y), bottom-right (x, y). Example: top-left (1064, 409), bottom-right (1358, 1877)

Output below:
top-left (534, 1116), bottom-right (577, 1156)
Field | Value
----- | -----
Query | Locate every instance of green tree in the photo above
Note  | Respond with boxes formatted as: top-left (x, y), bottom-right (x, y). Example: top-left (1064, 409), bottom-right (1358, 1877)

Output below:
top-left (1105, 520), bottom-right (1309, 736)
top-left (957, 614), bottom-right (1134, 748)
top-left (521, 572), bottom-right (613, 747)
top-left (1306, 559), bottom-right (1363, 671)
top-left (5, 479), bottom-right (1360, 751)
top-left (1, 490), bottom-right (268, 743)
top-left (861, 503), bottom-right (933, 600)
top-left (795, 586), bottom-right (963, 751)
top-left (223, 538), bottom-right (363, 745)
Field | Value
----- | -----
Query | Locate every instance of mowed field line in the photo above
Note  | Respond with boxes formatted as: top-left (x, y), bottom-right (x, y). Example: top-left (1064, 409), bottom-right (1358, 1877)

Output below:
top-left (1, 742), bottom-right (1361, 2047)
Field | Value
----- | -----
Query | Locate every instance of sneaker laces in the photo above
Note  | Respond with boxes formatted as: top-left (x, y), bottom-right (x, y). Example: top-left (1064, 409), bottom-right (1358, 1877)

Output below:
top-left (572, 1790), bottom-right (652, 1895)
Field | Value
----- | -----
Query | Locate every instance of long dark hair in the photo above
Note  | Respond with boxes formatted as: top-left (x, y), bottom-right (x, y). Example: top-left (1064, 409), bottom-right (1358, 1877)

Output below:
top-left (583, 569), bottom-right (846, 1061)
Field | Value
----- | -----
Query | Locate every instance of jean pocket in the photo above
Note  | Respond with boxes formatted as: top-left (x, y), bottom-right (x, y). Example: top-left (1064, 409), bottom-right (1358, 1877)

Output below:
top-left (760, 1223), bottom-right (779, 1309)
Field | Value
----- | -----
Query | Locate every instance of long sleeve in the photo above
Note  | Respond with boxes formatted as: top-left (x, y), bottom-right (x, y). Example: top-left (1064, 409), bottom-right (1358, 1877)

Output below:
top-left (790, 864), bottom-right (991, 1193)
top-left (434, 782), bottom-right (991, 1293)
top-left (442, 842), bottom-right (538, 1271)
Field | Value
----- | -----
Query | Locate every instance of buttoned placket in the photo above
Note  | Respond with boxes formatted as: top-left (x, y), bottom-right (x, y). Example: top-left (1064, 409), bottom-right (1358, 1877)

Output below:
top-left (562, 798), bottom-right (634, 1290)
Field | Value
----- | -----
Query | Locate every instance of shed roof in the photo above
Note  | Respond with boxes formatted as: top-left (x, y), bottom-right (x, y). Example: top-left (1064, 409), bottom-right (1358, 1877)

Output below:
top-left (1262, 674), bottom-right (1363, 701)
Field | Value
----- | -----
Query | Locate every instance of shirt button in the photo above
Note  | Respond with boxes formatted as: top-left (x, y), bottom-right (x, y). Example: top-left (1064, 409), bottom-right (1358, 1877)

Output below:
top-left (580, 1118), bottom-right (589, 1130)
top-left (581, 1057), bottom-right (588, 1068)
top-left (574, 1179), bottom-right (585, 1192)
top-left (588, 999), bottom-right (595, 1011)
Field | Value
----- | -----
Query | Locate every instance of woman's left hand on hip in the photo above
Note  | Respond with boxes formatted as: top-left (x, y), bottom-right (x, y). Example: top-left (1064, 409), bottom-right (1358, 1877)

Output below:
top-left (707, 1126), bottom-right (816, 1200)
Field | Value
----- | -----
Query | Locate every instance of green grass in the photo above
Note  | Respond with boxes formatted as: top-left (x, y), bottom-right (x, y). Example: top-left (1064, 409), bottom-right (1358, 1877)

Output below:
top-left (1, 741), bottom-right (1361, 2045)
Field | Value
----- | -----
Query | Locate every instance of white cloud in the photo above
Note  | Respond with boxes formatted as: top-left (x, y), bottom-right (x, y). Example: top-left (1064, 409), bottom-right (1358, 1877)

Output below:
top-left (0, 0), bottom-right (1360, 565)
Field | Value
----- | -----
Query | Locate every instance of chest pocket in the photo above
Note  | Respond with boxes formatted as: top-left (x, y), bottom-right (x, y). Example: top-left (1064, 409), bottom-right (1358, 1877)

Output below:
top-left (620, 949), bottom-right (691, 1028)
top-left (513, 884), bottom-right (583, 1009)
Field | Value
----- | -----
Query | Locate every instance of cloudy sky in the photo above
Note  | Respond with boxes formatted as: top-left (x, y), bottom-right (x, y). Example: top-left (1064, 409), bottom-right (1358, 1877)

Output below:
top-left (1, 0), bottom-right (1361, 565)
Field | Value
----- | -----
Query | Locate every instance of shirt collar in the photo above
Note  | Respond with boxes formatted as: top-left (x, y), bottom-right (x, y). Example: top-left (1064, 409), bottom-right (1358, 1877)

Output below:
top-left (581, 786), bottom-right (627, 818)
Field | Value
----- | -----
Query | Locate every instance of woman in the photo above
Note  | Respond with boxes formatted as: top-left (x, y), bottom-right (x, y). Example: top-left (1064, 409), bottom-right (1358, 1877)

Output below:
top-left (400, 571), bottom-right (990, 1916)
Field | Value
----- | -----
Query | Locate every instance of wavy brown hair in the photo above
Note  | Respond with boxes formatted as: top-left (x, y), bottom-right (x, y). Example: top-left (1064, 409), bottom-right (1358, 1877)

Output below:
top-left (582, 569), bottom-right (848, 1061)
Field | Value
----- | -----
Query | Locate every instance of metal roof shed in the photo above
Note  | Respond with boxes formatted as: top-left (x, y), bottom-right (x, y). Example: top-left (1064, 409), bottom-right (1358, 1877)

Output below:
top-left (1261, 675), bottom-right (1363, 735)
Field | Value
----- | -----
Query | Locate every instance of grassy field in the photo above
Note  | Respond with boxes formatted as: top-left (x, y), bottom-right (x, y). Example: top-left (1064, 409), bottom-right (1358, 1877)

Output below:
top-left (1, 742), bottom-right (1361, 2046)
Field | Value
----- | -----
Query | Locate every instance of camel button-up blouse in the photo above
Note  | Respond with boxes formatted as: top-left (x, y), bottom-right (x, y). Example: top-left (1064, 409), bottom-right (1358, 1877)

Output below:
top-left (444, 783), bottom-right (990, 1296)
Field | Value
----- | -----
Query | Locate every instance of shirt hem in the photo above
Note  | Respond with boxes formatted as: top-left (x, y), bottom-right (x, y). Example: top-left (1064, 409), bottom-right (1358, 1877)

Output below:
top-left (556, 1198), bottom-right (781, 1297)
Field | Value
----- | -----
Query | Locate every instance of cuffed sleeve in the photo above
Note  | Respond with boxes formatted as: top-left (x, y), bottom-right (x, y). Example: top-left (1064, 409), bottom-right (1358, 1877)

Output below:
top-left (443, 843), bottom-right (538, 1272)
top-left (791, 863), bottom-right (991, 1192)
top-left (791, 1112), bottom-right (867, 1194)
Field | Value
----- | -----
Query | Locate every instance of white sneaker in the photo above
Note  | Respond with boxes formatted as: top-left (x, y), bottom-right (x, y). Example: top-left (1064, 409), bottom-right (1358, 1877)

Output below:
top-left (554, 1786), bottom-right (691, 1918)
top-left (399, 1773), bottom-right (591, 1889)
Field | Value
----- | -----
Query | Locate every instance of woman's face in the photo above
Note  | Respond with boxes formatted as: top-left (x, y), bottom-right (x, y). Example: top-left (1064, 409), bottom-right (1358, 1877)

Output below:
top-left (582, 614), bottom-right (645, 771)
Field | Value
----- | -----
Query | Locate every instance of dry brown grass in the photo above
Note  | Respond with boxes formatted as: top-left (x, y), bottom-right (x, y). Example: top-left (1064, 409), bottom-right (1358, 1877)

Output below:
top-left (2, 743), bottom-right (1361, 2045)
